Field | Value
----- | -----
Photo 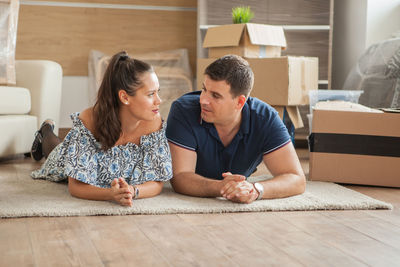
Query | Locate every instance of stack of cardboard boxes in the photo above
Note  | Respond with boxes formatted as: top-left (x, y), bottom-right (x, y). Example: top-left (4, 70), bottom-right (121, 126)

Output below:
top-left (198, 23), bottom-right (400, 188)
top-left (197, 23), bottom-right (319, 141)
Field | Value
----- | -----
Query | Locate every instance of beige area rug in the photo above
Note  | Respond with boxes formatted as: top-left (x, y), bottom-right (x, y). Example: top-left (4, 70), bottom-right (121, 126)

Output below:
top-left (0, 173), bottom-right (392, 218)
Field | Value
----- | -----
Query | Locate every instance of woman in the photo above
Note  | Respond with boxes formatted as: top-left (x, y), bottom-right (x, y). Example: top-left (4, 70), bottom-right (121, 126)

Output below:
top-left (31, 51), bottom-right (172, 206)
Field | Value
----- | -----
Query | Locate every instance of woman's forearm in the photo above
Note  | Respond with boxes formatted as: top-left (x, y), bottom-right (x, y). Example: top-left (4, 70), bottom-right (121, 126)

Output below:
top-left (132, 181), bottom-right (164, 199)
top-left (68, 177), bottom-right (164, 202)
top-left (68, 177), bottom-right (112, 201)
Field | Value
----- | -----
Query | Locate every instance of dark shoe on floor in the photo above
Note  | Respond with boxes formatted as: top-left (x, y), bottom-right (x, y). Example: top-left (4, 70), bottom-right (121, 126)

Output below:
top-left (31, 119), bottom-right (55, 161)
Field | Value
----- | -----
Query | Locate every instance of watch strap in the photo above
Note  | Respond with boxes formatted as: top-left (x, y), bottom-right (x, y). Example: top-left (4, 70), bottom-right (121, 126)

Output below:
top-left (253, 182), bottom-right (264, 200)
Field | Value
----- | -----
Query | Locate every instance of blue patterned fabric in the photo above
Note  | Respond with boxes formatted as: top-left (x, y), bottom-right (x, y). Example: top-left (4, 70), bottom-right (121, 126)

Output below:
top-left (31, 113), bottom-right (173, 188)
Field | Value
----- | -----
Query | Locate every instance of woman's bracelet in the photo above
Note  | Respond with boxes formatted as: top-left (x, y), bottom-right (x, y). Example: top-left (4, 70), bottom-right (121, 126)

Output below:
top-left (132, 185), bottom-right (140, 199)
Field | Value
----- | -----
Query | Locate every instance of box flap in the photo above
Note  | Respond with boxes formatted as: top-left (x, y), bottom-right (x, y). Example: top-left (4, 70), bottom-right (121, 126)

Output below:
top-left (273, 106), bottom-right (304, 129)
top-left (286, 106), bottom-right (304, 129)
top-left (245, 23), bottom-right (287, 48)
top-left (203, 24), bottom-right (246, 48)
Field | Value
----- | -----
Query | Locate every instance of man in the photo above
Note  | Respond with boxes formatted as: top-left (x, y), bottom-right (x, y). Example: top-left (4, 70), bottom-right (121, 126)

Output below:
top-left (166, 55), bottom-right (305, 204)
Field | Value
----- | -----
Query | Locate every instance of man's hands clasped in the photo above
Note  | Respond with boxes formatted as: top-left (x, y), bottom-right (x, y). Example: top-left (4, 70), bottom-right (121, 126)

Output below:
top-left (219, 172), bottom-right (259, 204)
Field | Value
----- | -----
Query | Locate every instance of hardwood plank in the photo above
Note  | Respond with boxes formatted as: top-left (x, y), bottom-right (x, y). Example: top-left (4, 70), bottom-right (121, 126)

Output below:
top-left (16, 5), bottom-right (197, 76)
top-left (325, 238), bottom-right (400, 266)
top-left (26, 0), bottom-right (197, 7)
top-left (330, 216), bottom-right (400, 250)
top-left (276, 211), bottom-right (400, 266)
top-left (231, 212), bottom-right (366, 266)
top-left (134, 214), bottom-right (236, 266)
top-left (25, 216), bottom-right (84, 232)
top-left (27, 217), bottom-right (104, 267)
top-left (274, 211), bottom-right (373, 242)
top-left (179, 213), bottom-right (303, 266)
top-left (82, 215), bottom-right (170, 266)
top-left (362, 209), bottom-right (400, 228)
top-left (0, 218), bottom-right (35, 267)
top-left (345, 185), bottom-right (400, 207)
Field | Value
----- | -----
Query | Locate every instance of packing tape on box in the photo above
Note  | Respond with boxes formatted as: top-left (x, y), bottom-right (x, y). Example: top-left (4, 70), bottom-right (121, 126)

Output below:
top-left (308, 133), bottom-right (400, 157)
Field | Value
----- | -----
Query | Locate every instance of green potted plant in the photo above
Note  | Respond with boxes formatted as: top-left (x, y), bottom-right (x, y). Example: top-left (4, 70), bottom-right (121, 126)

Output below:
top-left (232, 6), bottom-right (254, 24)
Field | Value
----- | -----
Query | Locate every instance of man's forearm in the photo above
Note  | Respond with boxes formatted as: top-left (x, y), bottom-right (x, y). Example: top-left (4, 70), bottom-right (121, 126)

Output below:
top-left (171, 172), bottom-right (222, 197)
top-left (259, 173), bottom-right (305, 199)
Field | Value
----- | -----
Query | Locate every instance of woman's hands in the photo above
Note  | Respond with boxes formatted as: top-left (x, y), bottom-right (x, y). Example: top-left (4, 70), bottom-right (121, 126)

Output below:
top-left (110, 178), bottom-right (133, 206)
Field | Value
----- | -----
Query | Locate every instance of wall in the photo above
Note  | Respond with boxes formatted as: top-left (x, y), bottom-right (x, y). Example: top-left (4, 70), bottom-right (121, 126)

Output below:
top-left (332, 0), bottom-right (400, 89)
top-left (365, 0), bottom-right (400, 47)
top-left (16, 0), bottom-right (197, 127)
top-left (331, 0), bottom-right (367, 89)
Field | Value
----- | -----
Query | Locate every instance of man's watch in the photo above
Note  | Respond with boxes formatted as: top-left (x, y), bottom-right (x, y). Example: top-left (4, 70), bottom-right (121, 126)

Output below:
top-left (253, 182), bottom-right (264, 200)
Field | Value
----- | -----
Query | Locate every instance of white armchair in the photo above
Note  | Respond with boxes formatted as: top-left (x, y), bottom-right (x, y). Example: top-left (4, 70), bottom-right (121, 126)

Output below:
top-left (0, 60), bottom-right (62, 158)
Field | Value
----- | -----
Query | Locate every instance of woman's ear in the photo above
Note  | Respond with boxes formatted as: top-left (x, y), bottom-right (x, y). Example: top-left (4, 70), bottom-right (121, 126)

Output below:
top-left (118, 90), bottom-right (129, 105)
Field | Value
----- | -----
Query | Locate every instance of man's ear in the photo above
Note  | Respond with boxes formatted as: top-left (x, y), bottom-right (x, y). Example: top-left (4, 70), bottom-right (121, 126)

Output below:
top-left (237, 94), bottom-right (247, 109)
top-left (118, 90), bottom-right (129, 105)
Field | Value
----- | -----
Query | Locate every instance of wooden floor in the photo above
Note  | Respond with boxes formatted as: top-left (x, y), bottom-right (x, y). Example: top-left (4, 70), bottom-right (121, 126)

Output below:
top-left (1, 149), bottom-right (400, 267)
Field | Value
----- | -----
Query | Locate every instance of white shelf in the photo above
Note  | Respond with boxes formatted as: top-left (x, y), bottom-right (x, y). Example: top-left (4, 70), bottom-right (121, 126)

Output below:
top-left (200, 24), bottom-right (330, 30)
top-left (283, 25), bottom-right (330, 30)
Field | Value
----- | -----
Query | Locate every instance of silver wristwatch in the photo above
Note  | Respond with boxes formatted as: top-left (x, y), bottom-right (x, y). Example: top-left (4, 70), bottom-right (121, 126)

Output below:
top-left (253, 182), bottom-right (264, 200)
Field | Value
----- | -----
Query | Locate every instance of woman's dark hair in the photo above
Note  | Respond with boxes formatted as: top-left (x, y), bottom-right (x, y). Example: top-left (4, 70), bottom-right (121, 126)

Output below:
top-left (205, 54), bottom-right (254, 97)
top-left (93, 51), bottom-right (153, 150)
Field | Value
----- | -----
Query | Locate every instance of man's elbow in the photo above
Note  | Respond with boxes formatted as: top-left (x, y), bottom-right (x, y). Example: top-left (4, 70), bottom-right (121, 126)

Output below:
top-left (170, 176), bottom-right (185, 194)
top-left (294, 173), bottom-right (306, 195)
top-left (170, 173), bottom-right (193, 195)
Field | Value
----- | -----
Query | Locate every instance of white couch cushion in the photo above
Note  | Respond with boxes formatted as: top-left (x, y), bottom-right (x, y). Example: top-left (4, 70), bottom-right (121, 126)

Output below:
top-left (0, 115), bottom-right (37, 157)
top-left (0, 86), bottom-right (31, 114)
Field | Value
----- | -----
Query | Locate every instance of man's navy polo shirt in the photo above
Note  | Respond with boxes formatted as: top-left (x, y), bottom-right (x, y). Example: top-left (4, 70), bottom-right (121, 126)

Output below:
top-left (166, 91), bottom-right (291, 180)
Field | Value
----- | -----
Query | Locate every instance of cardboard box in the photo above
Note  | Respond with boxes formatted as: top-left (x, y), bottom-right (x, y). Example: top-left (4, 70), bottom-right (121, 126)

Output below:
top-left (309, 109), bottom-right (400, 187)
top-left (203, 23), bottom-right (287, 58)
top-left (197, 56), bottom-right (318, 106)
top-left (273, 106), bottom-right (304, 129)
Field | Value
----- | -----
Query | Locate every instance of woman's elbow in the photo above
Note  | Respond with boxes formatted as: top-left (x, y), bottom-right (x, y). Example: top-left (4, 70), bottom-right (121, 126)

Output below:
top-left (155, 181), bottom-right (164, 196)
top-left (146, 181), bottom-right (164, 197)
top-left (67, 177), bottom-right (80, 198)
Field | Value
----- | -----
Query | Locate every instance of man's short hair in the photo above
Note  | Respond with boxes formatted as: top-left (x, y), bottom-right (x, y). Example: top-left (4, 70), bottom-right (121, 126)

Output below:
top-left (204, 55), bottom-right (254, 97)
